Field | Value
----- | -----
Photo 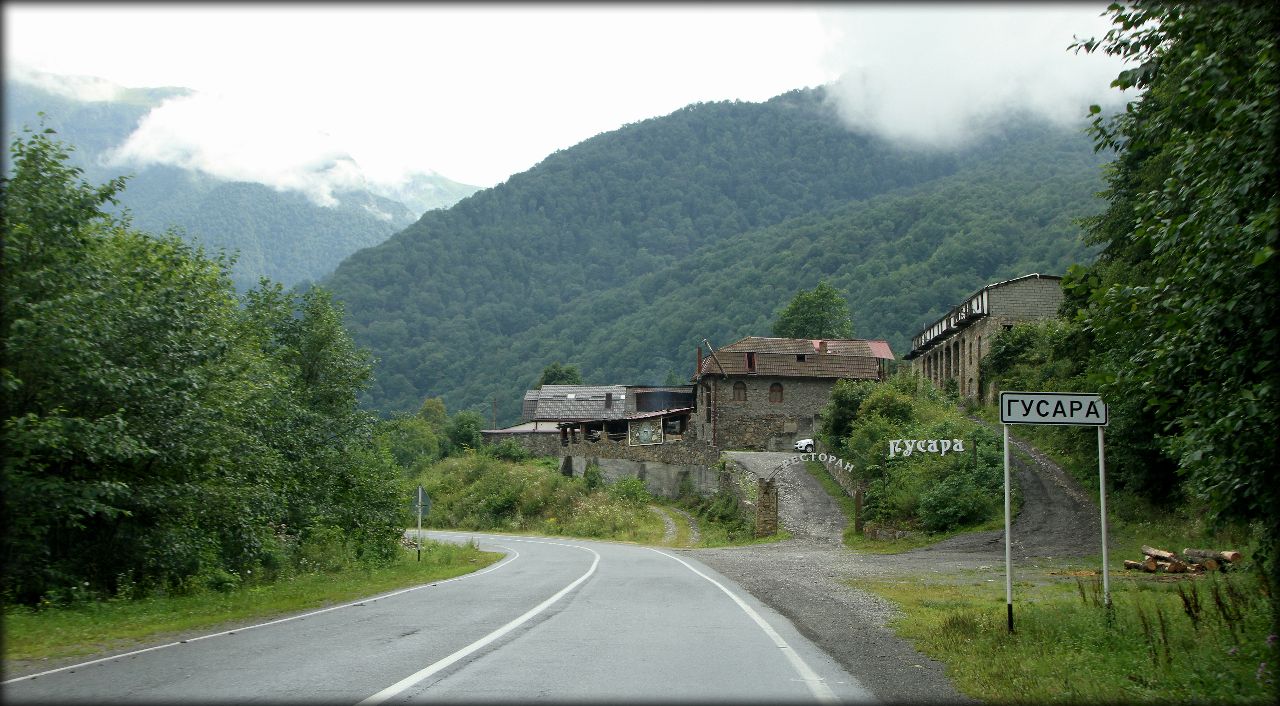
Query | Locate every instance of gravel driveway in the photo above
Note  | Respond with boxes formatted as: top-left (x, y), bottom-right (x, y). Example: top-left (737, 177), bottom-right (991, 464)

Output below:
top-left (688, 437), bottom-right (1101, 704)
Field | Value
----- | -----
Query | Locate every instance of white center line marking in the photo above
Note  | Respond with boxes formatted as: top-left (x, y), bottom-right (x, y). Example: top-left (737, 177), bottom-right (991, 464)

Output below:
top-left (356, 538), bottom-right (599, 706)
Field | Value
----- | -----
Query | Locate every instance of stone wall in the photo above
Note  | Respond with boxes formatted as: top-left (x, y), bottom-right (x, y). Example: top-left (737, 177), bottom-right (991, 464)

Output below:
top-left (559, 425), bottom-right (717, 467)
top-left (479, 431), bottom-right (563, 458)
top-left (563, 455), bottom-right (721, 498)
top-left (705, 376), bottom-right (833, 451)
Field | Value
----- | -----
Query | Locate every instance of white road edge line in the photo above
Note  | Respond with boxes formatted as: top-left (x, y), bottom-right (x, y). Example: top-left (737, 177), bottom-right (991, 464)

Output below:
top-left (1, 539), bottom-right (521, 686)
top-left (356, 538), bottom-right (600, 706)
top-left (648, 547), bottom-right (840, 703)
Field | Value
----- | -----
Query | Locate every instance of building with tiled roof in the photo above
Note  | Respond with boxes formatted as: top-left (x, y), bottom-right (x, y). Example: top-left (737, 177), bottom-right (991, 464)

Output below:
top-left (693, 336), bottom-right (895, 451)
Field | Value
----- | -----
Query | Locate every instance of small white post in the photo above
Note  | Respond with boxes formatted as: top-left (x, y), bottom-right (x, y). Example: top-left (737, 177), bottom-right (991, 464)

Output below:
top-left (1098, 426), bottom-right (1110, 609)
top-left (1004, 423), bottom-right (1013, 633)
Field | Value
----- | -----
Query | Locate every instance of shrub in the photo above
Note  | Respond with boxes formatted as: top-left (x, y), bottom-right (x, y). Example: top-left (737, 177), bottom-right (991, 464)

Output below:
top-left (607, 476), bottom-right (650, 506)
top-left (918, 473), bottom-right (992, 532)
top-left (486, 438), bottom-right (530, 462)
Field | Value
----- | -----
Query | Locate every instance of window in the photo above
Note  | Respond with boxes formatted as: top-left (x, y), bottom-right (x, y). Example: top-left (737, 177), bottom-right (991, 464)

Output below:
top-left (604, 392), bottom-right (613, 409)
top-left (745, 352), bottom-right (756, 372)
top-left (733, 381), bottom-right (747, 401)
top-left (796, 354), bottom-right (806, 362)
top-left (769, 383), bottom-right (784, 403)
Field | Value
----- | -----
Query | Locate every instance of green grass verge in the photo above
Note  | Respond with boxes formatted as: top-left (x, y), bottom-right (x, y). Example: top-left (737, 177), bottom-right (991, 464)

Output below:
top-left (852, 567), bottom-right (1275, 703)
top-left (3, 542), bottom-right (502, 664)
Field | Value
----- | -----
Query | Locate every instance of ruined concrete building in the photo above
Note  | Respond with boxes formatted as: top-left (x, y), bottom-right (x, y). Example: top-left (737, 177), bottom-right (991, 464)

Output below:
top-left (902, 273), bottom-right (1063, 400)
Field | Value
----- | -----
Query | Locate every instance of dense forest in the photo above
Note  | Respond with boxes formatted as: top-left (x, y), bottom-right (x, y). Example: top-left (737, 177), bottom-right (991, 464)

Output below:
top-left (3, 76), bottom-right (480, 289)
top-left (325, 89), bottom-right (1108, 421)
top-left (0, 129), bottom-right (408, 602)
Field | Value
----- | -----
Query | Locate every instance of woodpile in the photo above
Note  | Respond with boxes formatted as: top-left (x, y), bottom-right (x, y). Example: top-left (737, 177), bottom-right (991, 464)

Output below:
top-left (1120, 545), bottom-right (1242, 574)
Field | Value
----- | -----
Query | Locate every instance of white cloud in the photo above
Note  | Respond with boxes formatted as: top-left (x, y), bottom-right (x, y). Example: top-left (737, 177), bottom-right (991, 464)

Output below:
top-left (8, 63), bottom-right (125, 102)
top-left (4, 3), bottom-right (1129, 199)
top-left (102, 90), bottom-right (370, 206)
top-left (816, 4), bottom-right (1129, 147)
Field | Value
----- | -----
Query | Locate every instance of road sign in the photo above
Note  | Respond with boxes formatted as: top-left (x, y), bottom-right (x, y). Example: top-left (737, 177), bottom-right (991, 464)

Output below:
top-left (1000, 391), bottom-right (1108, 426)
top-left (997, 390), bottom-right (1113, 632)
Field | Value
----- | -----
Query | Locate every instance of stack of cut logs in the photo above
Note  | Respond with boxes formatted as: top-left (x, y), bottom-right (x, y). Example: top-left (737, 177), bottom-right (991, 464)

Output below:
top-left (1122, 545), bottom-right (1242, 573)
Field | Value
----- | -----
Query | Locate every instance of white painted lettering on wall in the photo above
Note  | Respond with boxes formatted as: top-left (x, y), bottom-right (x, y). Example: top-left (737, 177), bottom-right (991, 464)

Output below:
top-left (887, 439), bottom-right (966, 458)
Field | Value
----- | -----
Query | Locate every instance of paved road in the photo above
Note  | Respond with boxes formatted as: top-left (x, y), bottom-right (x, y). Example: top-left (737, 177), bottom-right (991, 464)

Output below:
top-left (3, 531), bottom-right (875, 704)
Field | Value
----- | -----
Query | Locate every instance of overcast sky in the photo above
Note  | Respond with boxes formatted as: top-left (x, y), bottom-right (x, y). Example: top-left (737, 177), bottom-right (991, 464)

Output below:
top-left (4, 3), bottom-right (1130, 204)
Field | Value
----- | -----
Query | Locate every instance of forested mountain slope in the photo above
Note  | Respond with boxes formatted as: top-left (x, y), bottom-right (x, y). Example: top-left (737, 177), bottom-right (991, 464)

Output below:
top-left (3, 76), bottom-right (479, 289)
top-left (326, 86), bottom-right (1108, 421)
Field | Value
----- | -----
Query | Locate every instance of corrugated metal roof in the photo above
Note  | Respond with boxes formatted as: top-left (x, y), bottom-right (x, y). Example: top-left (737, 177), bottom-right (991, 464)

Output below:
top-left (483, 421), bottom-right (562, 434)
top-left (527, 384), bottom-right (629, 421)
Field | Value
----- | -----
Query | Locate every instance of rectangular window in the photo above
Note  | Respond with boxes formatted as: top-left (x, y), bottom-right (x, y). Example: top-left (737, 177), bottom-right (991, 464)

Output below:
top-left (796, 354), bottom-right (806, 362)
top-left (746, 352), bottom-right (756, 372)
top-left (605, 392), bottom-right (613, 409)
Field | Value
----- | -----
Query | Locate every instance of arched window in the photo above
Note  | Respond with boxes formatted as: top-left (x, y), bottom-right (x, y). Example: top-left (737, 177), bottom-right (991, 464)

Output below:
top-left (732, 381), bottom-right (747, 401)
top-left (769, 383), bottom-right (784, 403)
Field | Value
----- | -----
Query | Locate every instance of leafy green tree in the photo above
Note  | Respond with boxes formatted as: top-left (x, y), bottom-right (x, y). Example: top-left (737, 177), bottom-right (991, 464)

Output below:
top-left (536, 362), bottom-right (582, 388)
top-left (772, 281), bottom-right (855, 340)
top-left (446, 411), bottom-right (485, 452)
top-left (1072, 0), bottom-right (1280, 655)
top-left (818, 379), bottom-right (878, 452)
top-left (1, 128), bottom-right (402, 603)
top-left (418, 397), bottom-right (448, 429)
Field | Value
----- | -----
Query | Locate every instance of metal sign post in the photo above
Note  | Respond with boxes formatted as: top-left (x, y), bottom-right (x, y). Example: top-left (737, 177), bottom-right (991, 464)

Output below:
top-left (1003, 424), bottom-right (1013, 633)
top-left (1000, 391), bottom-right (1110, 633)
top-left (416, 485), bottom-right (424, 562)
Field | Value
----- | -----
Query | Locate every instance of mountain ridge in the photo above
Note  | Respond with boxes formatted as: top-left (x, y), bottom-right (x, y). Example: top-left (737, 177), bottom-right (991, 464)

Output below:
top-left (3, 71), bottom-right (482, 289)
top-left (323, 87), bottom-right (1107, 421)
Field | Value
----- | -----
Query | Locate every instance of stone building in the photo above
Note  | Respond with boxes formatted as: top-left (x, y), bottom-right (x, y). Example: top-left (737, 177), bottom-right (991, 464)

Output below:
top-left (481, 384), bottom-right (717, 496)
top-left (902, 273), bottom-right (1063, 400)
top-left (692, 336), bottom-right (895, 451)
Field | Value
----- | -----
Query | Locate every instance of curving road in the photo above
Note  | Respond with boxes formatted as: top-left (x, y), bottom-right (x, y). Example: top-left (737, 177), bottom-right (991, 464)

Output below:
top-left (2, 532), bottom-right (875, 704)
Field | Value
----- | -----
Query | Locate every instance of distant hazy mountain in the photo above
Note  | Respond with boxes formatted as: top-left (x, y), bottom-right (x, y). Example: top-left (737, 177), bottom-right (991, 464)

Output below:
top-left (3, 71), bottom-right (482, 289)
top-left (323, 87), bottom-right (1108, 421)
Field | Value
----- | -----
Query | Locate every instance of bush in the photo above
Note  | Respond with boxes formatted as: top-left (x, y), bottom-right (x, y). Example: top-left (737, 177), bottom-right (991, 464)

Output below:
top-left (607, 476), bottom-right (650, 506)
top-left (485, 438), bottom-right (530, 462)
top-left (918, 473), bottom-right (992, 532)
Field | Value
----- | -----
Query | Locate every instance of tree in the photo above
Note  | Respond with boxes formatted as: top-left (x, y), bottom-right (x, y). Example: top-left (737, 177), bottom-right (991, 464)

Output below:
top-left (1072, 0), bottom-right (1280, 662)
top-left (1, 128), bottom-right (402, 603)
top-left (446, 411), bottom-right (485, 452)
top-left (536, 362), bottom-right (583, 388)
top-left (772, 281), bottom-right (855, 339)
top-left (417, 397), bottom-right (448, 429)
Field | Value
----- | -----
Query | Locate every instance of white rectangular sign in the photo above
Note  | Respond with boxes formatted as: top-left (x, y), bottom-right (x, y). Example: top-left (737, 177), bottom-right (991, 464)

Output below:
top-left (1000, 391), bottom-right (1108, 426)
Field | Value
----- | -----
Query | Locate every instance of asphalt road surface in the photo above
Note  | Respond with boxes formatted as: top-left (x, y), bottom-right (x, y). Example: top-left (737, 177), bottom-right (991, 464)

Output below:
top-left (3, 531), bottom-right (876, 704)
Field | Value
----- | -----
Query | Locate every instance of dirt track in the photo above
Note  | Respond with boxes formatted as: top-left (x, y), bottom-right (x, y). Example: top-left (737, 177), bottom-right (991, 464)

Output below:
top-left (688, 437), bottom-right (1102, 704)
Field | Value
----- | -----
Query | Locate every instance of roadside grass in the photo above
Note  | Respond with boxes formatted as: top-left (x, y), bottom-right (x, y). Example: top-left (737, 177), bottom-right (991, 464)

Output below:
top-left (3, 542), bottom-right (501, 665)
top-left (802, 460), bottom-right (1016, 554)
top-left (852, 567), bottom-right (1275, 703)
top-left (414, 454), bottom-right (763, 548)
